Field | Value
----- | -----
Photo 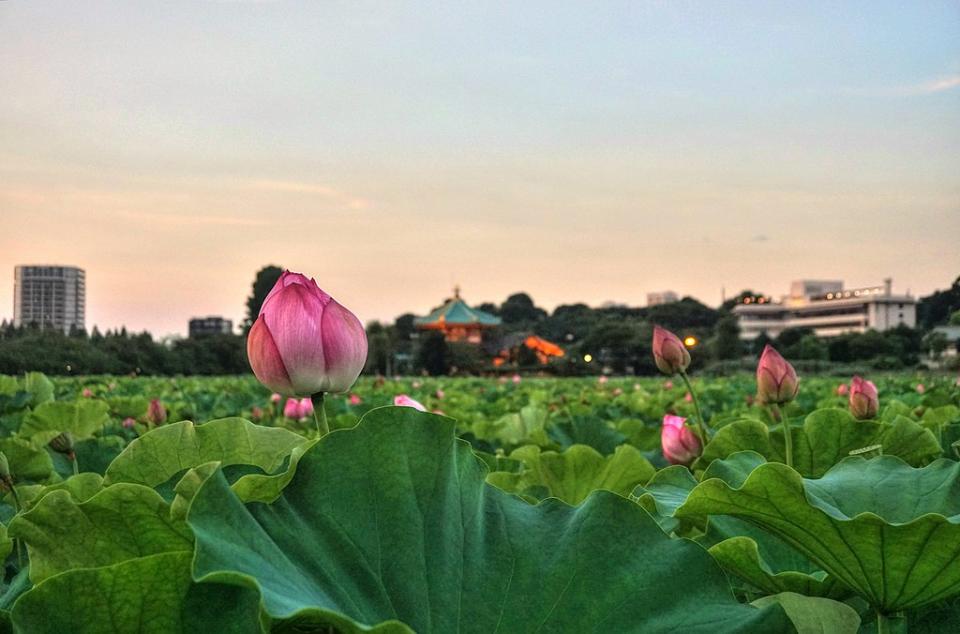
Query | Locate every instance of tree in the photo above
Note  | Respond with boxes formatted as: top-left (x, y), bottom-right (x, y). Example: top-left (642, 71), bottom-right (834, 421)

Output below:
top-left (711, 315), bottom-right (742, 360)
top-left (917, 276), bottom-right (960, 329)
top-left (417, 331), bottom-right (448, 376)
top-left (500, 293), bottom-right (547, 325)
top-left (243, 265), bottom-right (284, 334)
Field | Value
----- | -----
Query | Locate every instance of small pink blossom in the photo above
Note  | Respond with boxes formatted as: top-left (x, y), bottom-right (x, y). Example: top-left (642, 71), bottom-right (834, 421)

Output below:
top-left (251, 406), bottom-right (264, 421)
top-left (916, 383), bottom-right (926, 394)
top-left (121, 417), bottom-right (136, 429)
top-left (394, 394), bottom-right (427, 411)
top-left (81, 388), bottom-right (93, 398)
top-left (661, 415), bottom-right (702, 465)
top-left (435, 388), bottom-right (445, 400)
top-left (598, 375), bottom-right (609, 385)
top-left (836, 383), bottom-right (849, 396)
top-left (685, 392), bottom-right (693, 402)
top-left (271, 393), bottom-right (282, 404)
top-left (662, 380), bottom-right (674, 390)
top-left (512, 374), bottom-right (521, 384)
top-left (613, 387), bottom-right (623, 396)
top-left (349, 393), bottom-right (362, 405)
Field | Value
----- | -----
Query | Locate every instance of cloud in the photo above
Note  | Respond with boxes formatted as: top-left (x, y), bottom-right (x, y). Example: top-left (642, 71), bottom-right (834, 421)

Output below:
top-left (116, 210), bottom-right (270, 227)
top-left (901, 75), bottom-right (960, 96)
top-left (248, 180), bottom-right (370, 210)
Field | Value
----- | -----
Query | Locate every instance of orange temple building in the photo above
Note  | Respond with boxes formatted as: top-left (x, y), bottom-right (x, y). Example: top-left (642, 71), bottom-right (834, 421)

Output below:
top-left (414, 287), bottom-right (502, 343)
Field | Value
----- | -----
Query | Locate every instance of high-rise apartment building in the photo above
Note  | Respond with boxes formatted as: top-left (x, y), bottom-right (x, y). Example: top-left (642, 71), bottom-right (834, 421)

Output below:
top-left (13, 265), bottom-right (86, 334)
top-left (188, 316), bottom-right (234, 337)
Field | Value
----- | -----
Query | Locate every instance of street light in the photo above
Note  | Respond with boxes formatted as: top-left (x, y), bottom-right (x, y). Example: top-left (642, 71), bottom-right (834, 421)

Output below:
top-left (683, 336), bottom-right (698, 348)
top-left (583, 353), bottom-right (593, 363)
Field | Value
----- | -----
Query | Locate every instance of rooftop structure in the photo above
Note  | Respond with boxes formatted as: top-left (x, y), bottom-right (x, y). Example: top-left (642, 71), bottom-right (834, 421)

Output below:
top-left (414, 287), bottom-right (501, 343)
top-left (13, 265), bottom-right (86, 334)
top-left (733, 278), bottom-right (915, 340)
top-left (647, 291), bottom-right (678, 307)
top-left (188, 316), bottom-right (234, 338)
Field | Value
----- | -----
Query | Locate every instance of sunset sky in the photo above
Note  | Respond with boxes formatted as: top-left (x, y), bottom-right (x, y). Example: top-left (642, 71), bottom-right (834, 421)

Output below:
top-left (2, 1), bottom-right (958, 337)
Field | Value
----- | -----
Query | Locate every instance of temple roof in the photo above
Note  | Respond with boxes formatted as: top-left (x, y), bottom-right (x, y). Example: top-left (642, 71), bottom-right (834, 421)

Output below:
top-left (414, 289), bottom-right (502, 328)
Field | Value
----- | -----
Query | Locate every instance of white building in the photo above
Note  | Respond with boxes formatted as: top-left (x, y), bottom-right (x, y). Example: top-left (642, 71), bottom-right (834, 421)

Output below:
top-left (647, 291), bottom-right (679, 307)
top-left (13, 265), bottom-right (86, 334)
top-left (733, 278), bottom-right (915, 340)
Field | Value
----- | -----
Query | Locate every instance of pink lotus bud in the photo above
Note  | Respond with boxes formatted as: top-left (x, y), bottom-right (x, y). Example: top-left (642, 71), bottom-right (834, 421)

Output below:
top-left (297, 397), bottom-right (314, 419)
top-left (598, 375), bottom-right (609, 385)
top-left (512, 374), bottom-right (521, 384)
top-left (121, 417), bottom-right (136, 429)
top-left (613, 387), bottom-right (623, 396)
top-left (916, 383), bottom-right (925, 394)
top-left (836, 383), bottom-right (849, 396)
top-left (412, 380), bottom-right (423, 389)
top-left (81, 388), bottom-right (93, 398)
top-left (283, 398), bottom-right (301, 419)
top-left (435, 389), bottom-right (445, 400)
top-left (147, 399), bottom-right (167, 425)
top-left (756, 345), bottom-right (799, 405)
top-left (348, 393), bottom-right (362, 406)
top-left (662, 380), bottom-right (674, 390)
top-left (684, 391), bottom-right (693, 402)
top-left (848, 376), bottom-right (879, 420)
top-left (247, 271), bottom-right (368, 396)
top-left (661, 414), bottom-right (702, 465)
top-left (251, 406), bottom-right (264, 421)
top-left (652, 326), bottom-right (690, 375)
top-left (394, 394), bottom-right (426, 411)
top-left (270, 393), bottom-right (282, 404)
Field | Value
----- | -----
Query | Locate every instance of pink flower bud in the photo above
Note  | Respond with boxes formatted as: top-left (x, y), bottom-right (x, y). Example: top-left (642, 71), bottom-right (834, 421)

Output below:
top-left (662, 380), bottom-right (674, 390)
top-left (849, 376), bottom-right (879, 420)
top-left (435, 389), bottom-right (445, 400)
top-left (348, 393), bottom-right (362, 406)
top-left (684, 391), bottom-right (693, 402)
top-left (598, 375), bottom-right (608, 384)
top-left (121, 417), bottom-right (136, 429)
top-left (916, 383), bottom-right (926, 394)
top-left (81, 388), bottom-right (93, 398)
top-left (271, 393), bottom-right (282, 404)
top-left (247, 271), bottom-right (368, 396)
top-left (756, 345), bottom-right (799, 405)
top-left (652, 326), bottom-right (691, 375)
top-left (836, 383), bottom-right (849, 396)
top-left (147, 399), bottom-right (167, 425)
top-left (283, 398), bottom-right (300, 419)
top-left (661, 414), bottom-right (702, 465)
top-left (613, 387), bottom-right (623, 396)
top-left (512, 374), bottom-right (521, 384)
top-left (297, 397), bottom-right (314, 419)
top-left (251, 406), bottom-right (264, 421)
top-left (394, 394), bottom-right (426, 411)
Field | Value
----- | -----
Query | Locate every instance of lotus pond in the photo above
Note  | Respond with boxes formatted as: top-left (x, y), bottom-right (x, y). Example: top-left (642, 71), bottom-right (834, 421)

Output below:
top-left (0, 372), bottom-right (958, 633)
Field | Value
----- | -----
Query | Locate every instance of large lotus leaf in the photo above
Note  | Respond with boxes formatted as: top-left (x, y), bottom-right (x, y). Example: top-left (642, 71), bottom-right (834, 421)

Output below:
top-left (14, 472), bottom-right (104, 511)
top-left (103, 417), bottom-right (307, 488)
top-left (697, 409), bottom-right (940, 476)
top-left (186, 407), bottom-right (789, 633)
top-left (471, 404), bottom-right (550, 448)
top-left (548, 415), bottom-right (627, 454)
top-left (0, 438), bottom-right (53, 483)
top-left (19, 400), bottom-right (110, 446)
top-left (676, 454), bottom-right (960, 612)
top-left (750, 593), bottom-right (860, 634)
top-left (10, 552), bottom-right (262, 634)
top-left (72, 435), bottom-right (127, 476)
top-left (23, 373), bottom-right (54, 406)
top-left (486, 443), bottom-right (654, 505)
top-left (9, 484), bottom-right (192, 583)
top-left (632, 465), bottom-right (700, 534)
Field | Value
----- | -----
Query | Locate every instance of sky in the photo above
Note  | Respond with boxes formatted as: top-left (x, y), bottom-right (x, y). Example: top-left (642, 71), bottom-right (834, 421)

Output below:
top-left (1, 1), bottom-right (958, 337)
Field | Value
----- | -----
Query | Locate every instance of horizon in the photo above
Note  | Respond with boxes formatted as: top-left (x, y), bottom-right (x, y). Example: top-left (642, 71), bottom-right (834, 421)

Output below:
top-left (2, 1), bottom-right (959, 337)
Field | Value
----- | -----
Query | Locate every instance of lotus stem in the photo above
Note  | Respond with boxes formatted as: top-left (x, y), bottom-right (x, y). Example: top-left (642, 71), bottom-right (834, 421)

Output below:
top-left (311, 393), bottom-right (330, 437)
top-left (679, 370), bottom-right (708, 448)
top-left (771, 404), bottom-right (793, 469)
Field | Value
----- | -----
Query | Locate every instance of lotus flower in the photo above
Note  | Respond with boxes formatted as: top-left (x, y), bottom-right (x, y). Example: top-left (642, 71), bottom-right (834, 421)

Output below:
top-left (435, 389), bottom-right (445, 400)
top-left (121, 417), bottom-right (136, 429)
top-left (247, 271), bottom-right (368, 396)
top-left (81, 388), bottom-right (93, 398)
top-left (251, 406), bottom-right (264, 421)
top-left (662, 380), bottom-right (674, 390)
top-left (661, 414), bottom-right (702, 465)
top-left (394, 394), bottom-right (426, 411)
top-left (598, 375), bottom-right (609, 385)
top-left (849, 376), bottom-right (879, 420)
top-left (916, 383), bottom-right (926, 394)
top-left (836, 383), bottom-right (849, 396)
top-left (270, 393), bottom-right (282, 404)
top-left (653, 326), bottom-right (690, 375)
top-left (756, 345), bottom-right (799, 405)
top-left (147, 399), bottom-right (167, 425)
top-left (512, 374), bottom-right (522, 384)
top-left (283, 398), bottom-right (301, 419)
top-left (349, 393), bottom-right (362, 406)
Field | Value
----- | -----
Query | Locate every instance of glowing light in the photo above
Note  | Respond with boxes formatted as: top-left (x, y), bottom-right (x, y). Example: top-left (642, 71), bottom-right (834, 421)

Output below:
top-left (826, 293), bottom-right (833, 299)
top-left (583, 354), bottom-right (593, 363)
top-left (683, 336), bottom-right (698, 348)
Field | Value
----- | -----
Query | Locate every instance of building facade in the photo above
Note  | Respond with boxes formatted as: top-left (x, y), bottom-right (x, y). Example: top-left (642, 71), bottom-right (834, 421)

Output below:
top-left (414, 287), bottom-right (501, 343)
top-left (188, 316), bottom-right (234, 337)
top-left (647, 291), bottom-right (679, 307)
top-left (13, 265), bottom-right (86, 334)
top-left (733, 279), bottom-right (916, 340)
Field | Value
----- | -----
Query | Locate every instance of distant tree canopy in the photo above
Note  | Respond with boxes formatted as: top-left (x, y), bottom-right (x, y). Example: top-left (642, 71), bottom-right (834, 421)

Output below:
top-left (918, 276), bottom-right (960, 329)
top-left (243, 265), bottom-right (284, 333)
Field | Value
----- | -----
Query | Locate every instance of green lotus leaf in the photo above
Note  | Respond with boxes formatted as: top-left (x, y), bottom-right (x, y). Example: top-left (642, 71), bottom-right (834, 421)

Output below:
top-left (697, 409), bottom-right (940, 476)
top-left (103, 417), bottom-right (307, 488)
top-left (186, 407), bottom-right (789, 633)
top-left (632, 465), bottom-right (700, 534)
top-left (676, 454), bottom-right (960, 613)
top-left (14, 472), bottom-right (104, 511)
top-left (486, 443), bottom-right (654, 505)
top-left (10, 552), bottom-right (262, 634)
top-left (20, 400), bottom-right (110, 446)
top-left (0, 438), bottom-right (54, 483)
top-left (0, 523), bottom-right (11, 562)
top-left (9, 484), bottom-right (192, 583)
top-left (23, 373), bottom-right (54, 406)
top-left (750, 592), bottom-right (860, 634)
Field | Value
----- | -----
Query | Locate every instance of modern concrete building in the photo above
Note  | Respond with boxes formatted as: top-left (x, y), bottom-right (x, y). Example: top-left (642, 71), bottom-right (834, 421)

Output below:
top-left (733, 278), bottom-right (916, 340)
top-left (647, 291), bottom-right (679, 307)
top-left (188, 316), bottom-right (234, 337)
top-left (13, 265), bottom-right (86, 334)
